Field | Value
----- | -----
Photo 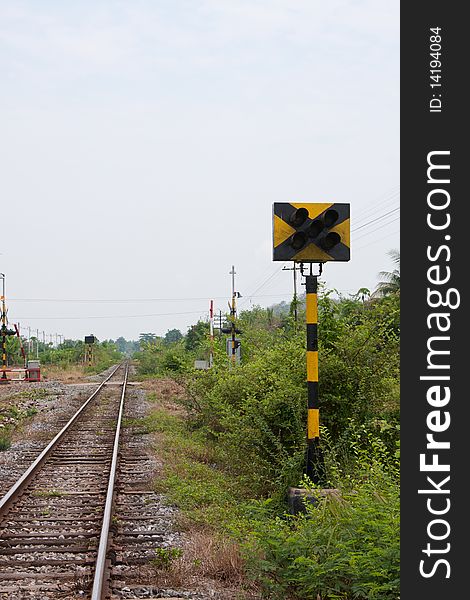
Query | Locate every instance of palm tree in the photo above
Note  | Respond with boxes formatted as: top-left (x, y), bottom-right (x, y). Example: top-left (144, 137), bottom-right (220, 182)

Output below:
top-left (352, 287), bottom-right (371, 303)
top-left (374, 250), bottom-right (400, 297)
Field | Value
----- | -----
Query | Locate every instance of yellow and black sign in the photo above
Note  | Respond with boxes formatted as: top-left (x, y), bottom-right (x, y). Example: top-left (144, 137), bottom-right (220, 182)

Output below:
top-left (273, 202), bottom-right (350, 262)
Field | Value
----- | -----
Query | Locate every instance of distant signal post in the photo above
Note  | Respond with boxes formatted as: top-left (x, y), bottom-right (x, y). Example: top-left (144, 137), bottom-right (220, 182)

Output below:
top-left (222, 266), bottom-right (242, 366)
top-left (273, 203), bottom-right (350, 484)
top-left (84, 335), bottom-right (96, 367)
top-left (0, 274), bottom-right (16, 384)
top-left (209, 300), bottom-right (214, 367)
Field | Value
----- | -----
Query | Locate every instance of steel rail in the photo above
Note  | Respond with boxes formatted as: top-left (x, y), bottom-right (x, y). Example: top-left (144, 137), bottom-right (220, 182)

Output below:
top-left (0, 362), bottom-right (124, 518)
top-left (91, 361), bottom-right (129, 600)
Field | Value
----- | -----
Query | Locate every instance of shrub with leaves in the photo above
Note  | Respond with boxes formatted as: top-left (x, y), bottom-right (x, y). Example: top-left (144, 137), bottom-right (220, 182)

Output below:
top-left (242, 432), bottom-right (399, 600)
top-left (136, 283), bottom-right (400, 597)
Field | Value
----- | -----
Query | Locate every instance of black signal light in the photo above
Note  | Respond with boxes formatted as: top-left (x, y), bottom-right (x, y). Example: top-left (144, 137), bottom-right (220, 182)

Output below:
top-left (289, 207), bottom-right (309, 227)
top-left (324, 209), bottom-right (339, 228)
top-left (290, 231), bottom-right (307, 250)
top-left (321, 231), bottom-right (341, 251)
top-left (308, 220), bottom-right (324, 238)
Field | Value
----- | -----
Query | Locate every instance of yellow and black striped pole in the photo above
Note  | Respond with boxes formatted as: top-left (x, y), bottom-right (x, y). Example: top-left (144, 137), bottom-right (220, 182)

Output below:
top-left (305, 272), bottom-right (325, 483)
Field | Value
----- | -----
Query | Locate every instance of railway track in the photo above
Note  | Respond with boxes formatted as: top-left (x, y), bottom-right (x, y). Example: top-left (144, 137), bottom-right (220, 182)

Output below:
top-left (0, 362), bottom-right (167, 599)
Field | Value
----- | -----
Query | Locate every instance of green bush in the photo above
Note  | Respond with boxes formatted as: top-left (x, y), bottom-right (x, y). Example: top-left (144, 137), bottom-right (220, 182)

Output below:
top-left (0, 432), bottom-right (11, 451)
top-left (135, 339), bottom-right (190, 375)
top-left (136, 288), bottom-right (400, 597)
top-left (240, 426), bottom-right (399, 599)
top-left (244, 470), bottom-right (399, 599)
top-left (180, 294), bottom-right (399, 495)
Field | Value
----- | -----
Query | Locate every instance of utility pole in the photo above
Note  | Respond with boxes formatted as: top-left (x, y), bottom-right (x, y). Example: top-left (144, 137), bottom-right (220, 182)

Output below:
top-left (227, 266), bottom-right (242, 366)
top-left (209, 300), bottom-right (214, 367)
top-left (36, 329), bottom-right (40, 358)
top-left (230, 265), bottom-right (236, 300)
top-left (230, 266), bottom-right (237, 366)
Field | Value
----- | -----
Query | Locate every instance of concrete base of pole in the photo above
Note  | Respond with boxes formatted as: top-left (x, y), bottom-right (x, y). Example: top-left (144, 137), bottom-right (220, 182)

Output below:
top-left (288, 487), bottom-right (340, 515)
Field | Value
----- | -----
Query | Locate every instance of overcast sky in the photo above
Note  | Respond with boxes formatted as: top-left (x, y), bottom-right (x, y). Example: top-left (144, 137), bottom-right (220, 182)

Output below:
top-left (1, 0), bottom-right (399, 342)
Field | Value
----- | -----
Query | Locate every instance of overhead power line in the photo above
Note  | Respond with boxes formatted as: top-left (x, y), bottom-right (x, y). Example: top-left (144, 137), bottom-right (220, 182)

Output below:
top-left (354, 227), bottom-right (400, 252)
top-left (351, 207), bottom-right (399, 233)
top-left (239, 264), bottom-right (287, 309)
top-left (9, 293), bottom-right (293, 304)
top-left (12, 294), bottom-right (297, 321)
top-left (352, 187), bottom-right (400, 223)
top-left (12, 310), bottom-right (209, 321)
top-left (353, 216), bottom-right (400, 242)
top-left (10, 296), bottom-right (231, 303)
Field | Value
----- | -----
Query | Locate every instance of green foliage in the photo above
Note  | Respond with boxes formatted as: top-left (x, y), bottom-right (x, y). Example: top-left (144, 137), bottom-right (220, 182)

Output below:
top-left (6, 337), bottom-right (123, 373)
top-left (185, 320), bottom-right (210, 351)
top-left (0, 432), bottom-right (11, 451)
top-left (139, 333), bottom-right (159, 345)
top-left (241, 430), bottom-right (399, 599)
top-left (134, 338), bottom-right (164, 374)
top-left (244, 470), bottom-right (399, 599)
top-left (184, 333), bottom-right (306, 495)
top-left (136, 278), bottom-right (400, 598)
top-left (32, 489), bottom-right (64, 498)
top-left (1, 404), bottom-right (38, 420)
top-left (178, 292), bottom-right (399, 497)
top-left (150, 547), bottom-right (183, 570)
top-left (133, 408), bottom-right (247, 528)
top-left (83, 340), bottom-right (123, 373)
top-left (164, 328), bottom-right (183, 344)
top-left (317, 293), bottom-right (399, 439)
top-left (141, 378), bottom-right (399, 600)
top-left (374, 250), bottom-right (400, 298)
top-left (135, 338), bottom-right (190, 375)
top-left (114, 336), bottom-right (140, 356)
top-left (15, 388), bottom-right (52, 401)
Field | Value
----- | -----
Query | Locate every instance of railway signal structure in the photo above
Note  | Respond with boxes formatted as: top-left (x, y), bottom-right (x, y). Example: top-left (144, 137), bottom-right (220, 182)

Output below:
top-left (85, 334), bottom-right (96, 367)
top-left (272, 203), bottom-right (350, 485)
top-left (273, 202), bottom-right (350, 262)
top-left (221, 266), bottom-right (242, 366)
top-left (0, 273), bottom-right (18, 384)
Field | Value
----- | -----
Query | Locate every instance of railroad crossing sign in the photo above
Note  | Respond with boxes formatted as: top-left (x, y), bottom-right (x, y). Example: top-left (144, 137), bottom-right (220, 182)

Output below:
top-left (273, 203), bottom-right (350, 262)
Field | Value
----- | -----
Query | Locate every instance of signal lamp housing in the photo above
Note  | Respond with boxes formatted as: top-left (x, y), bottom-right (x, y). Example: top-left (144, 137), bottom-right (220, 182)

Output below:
top-left (289, 207), bottom-right (309, 227)
top-left (320, 231), bottom-right (341, 251)
top-left (273, 202), bottom-right (350, 262)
